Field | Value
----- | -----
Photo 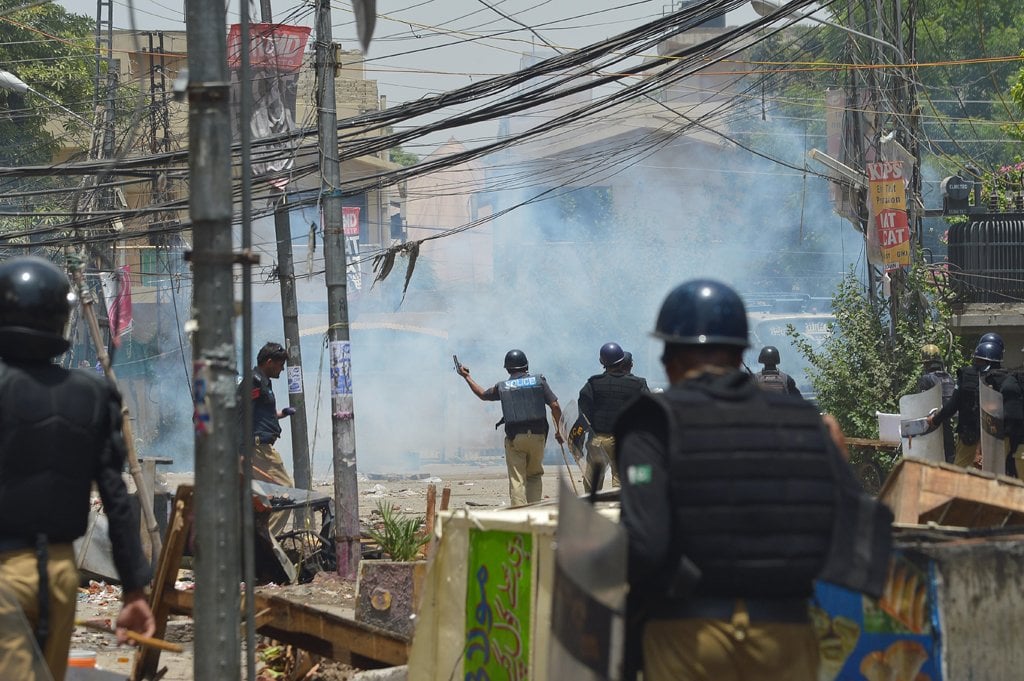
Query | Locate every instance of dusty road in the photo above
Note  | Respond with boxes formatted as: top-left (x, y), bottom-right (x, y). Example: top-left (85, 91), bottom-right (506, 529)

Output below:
top-left (70, 459), bottom-right (585, 680)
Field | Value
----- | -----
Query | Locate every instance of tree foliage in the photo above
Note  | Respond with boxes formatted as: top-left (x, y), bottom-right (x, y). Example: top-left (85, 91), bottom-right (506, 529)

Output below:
top-left (0, 0), bottom-right (95, 167)
top-left (790, 261), bottom-right (965, 446)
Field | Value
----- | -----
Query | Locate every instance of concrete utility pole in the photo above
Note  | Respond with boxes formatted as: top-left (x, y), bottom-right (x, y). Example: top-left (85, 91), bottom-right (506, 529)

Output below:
top-left (185, 1), bottom-right (242, 678)
top-left (259, 0), bottom-right (313, 508)
top-left (315, 0), bottom-right (361, 580)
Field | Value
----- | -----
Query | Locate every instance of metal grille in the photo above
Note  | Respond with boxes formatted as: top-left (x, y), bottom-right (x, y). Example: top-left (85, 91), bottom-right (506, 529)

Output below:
top-left (948, 214), bottom-right (1024, 303)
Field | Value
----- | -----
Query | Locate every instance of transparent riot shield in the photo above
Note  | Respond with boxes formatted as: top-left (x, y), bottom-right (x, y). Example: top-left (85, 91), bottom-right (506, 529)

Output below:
top-left (898, 384), bottom-right (943, 462)
top-left (980, 381), bottom-right (1005, 474)
top-left (548, 475), bottom-right (628, 680)
top-left (0, 585), bottom-right (54, 681)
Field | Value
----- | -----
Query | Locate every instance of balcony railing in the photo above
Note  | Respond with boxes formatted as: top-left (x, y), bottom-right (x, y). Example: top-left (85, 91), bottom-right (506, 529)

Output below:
top-left (947, 213), bottom-right (1024, 304)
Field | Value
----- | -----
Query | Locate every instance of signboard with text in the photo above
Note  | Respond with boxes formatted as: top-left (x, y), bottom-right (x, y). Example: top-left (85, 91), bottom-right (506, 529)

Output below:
top-left (867, 161), bottom-right (911, 271)
top-left (464, 530), bottom-right (533, 681)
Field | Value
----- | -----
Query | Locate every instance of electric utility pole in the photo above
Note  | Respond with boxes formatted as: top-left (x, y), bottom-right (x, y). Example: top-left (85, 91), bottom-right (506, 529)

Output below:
top-left (259, 0), bottom-right (313, 506)
top-left (315, 0), bottom-right (361, 580)
top-left (185, 0), bottom-right (242, 677)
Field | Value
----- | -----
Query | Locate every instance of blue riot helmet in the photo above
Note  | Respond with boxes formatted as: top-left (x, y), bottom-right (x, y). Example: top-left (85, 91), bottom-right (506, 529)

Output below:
top-left (973, 341), bottom-right (1003, 371)
top-left (599, 342), bottom-right (625, 367)
top-left (503, 349), bottom-right (528, 372)
top-left (652, 279), bottom-right (749, 347)
top-left (978, 332), bottom-right (1004, 352)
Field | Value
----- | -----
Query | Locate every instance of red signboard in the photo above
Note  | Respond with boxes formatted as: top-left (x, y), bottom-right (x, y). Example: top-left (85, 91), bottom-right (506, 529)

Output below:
top-left (227, 24), bottom-right (311, 73)
top-left (343, 206), bottom-right (361, 237)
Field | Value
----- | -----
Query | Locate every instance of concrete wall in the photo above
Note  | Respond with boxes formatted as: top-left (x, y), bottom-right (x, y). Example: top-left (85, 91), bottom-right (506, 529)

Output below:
top-left (920, 536), bottom-right (1024, 679)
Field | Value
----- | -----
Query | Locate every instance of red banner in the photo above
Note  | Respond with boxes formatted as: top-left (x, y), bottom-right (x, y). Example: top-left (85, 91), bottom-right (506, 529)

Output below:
top-left (343, 206), bottom-right (361, 237)
top-left (227, 24), bottom-right (311, 73)
top-left (107, 266), bottom-right (133, 347)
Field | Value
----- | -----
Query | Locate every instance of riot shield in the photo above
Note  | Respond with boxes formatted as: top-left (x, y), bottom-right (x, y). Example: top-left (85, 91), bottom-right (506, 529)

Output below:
top-left (548, 475), bottom-right (628, 680)
top-left (557, 399), bottom-right (587, 476)
top-left (898, 384), bottom-right (943, 462)
top-left (0, 585), bottom-right (54, 681)
top-left (980, 381), bottom-right (1005, 474)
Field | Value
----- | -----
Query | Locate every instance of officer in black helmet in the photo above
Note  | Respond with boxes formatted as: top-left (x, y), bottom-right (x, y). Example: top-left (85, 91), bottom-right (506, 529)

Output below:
top-left (615, 279), bottom-right (892, 681)
top-left (0, 256), bottom-right (154, 680)
top-left (929, 340), bottom-right (1003, 469)
top-left (753, 345), bottom-right (801, 397)
top-left (577, 342), bottom-right (649, 492)
top-left (458, 349), bottom-right (563, 505)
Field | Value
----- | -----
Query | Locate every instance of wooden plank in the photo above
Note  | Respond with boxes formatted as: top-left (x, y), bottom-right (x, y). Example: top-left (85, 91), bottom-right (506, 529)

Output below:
top-left (132, 485), bottom-right (195, 681)
top-left (879, 458), bottom-right (1024, 527)
top-left (159, 580), bottom-right (409, 667)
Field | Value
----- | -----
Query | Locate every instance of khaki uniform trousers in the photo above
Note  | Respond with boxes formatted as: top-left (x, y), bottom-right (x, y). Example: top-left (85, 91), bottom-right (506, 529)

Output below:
top-left (504, 433), bottom-right (546, 506)
top-left (583, 433), bottom-right (618, 492)
top-left (643, 613), bottom-right (819, 681)
top-left (1010, 443), bottom-right (1024, 481)
top-left (0, 544), bottom-right (79, 681)
top-left (254, 440), bottom-right (295, 535)
top-left (953, 436), bottom-right (980, 469)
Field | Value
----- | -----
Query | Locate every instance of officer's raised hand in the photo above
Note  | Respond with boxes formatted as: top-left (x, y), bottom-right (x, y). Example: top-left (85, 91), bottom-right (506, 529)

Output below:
top-left (280, 406), bottom-right (296, 418)
top-left (457, 364), bottom-right (471, 379)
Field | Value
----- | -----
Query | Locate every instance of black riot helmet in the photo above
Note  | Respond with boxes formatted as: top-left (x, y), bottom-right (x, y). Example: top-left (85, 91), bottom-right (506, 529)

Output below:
top-left (503, 349), bottom-right (528, 372)
top-left (599, 341), bottom-right (625, 368)
top-left (757, 345), bottom-right (781, 367)
top-left (652, 279), bottom-right (749, 348)
top-left (978, 332), bottom-right (1004, 352)
top-left (0, 256), bottom-right (75, 360)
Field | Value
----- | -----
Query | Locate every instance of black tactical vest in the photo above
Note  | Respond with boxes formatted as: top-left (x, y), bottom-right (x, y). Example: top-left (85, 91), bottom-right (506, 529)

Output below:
top-left (648, 384), bottom-right (836, 599)
top-left (588, 372), bottom-right (646, 433)
top-left (930, 370), bottom-right (955, 401)
top-left (958, 366), bottom-right (981, 441)
top-left (497, 374), bottom-right (548, 436)
top-left (754, 369), bottom-right (788, 394)
top-left (0, 361), bottom-right (119, 542)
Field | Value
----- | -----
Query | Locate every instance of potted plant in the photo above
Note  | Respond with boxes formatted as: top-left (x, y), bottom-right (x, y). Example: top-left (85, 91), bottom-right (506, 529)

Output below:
top-left (355, 500), bottom-right (430, 639)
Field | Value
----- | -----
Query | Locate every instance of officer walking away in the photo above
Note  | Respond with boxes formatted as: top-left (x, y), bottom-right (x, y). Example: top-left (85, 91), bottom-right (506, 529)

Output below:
top-left (246, 342), bottom-right (298, 534)
top-left (929, 340), bottom-right (1003, 469)
top-left (457, 350), bottom-right (563, 506)
top-left (616, 279), bottom-right (892, 681)
top-left (0, 256), bottom-right (155, 680)
top-left (578, 342), bottom-right (649, 492)
top-left (753, 345), bottom-right (801, 397)
top-left (917, 344), bottom-right (955, 463)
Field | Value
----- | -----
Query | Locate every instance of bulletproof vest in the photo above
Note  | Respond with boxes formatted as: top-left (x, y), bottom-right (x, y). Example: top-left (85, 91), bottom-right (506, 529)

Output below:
top-left (754, 369), bottom-right (788, 393)
top-left (497, 374), bottom-right (548, 434)
top-left (648, 386), bottom-right (836, 599)
top-left (933, 368), bottom-right (954, 401)
top-left (0, 361), bottom-right (118, 542)
top-left (588, 372), bottom-right (646, 433)
top-left (957, 366), bottom-right (981, 439)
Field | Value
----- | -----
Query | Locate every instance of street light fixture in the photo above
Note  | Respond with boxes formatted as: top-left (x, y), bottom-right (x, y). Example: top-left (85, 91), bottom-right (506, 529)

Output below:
top-left (0, 68), bottom-right (92, 127)
top-left (750, 0), bottom-right (903, 62)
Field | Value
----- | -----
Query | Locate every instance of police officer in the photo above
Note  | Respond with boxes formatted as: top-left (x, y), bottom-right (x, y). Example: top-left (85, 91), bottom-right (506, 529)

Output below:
top-left (0, 256), bottom-right (154, 680)
top-left (458, 350), bottom-right (563, 506)
top-left (245, 341), bottom-right (298, 535)
top-left (917, 344), bottom-right (955, 463)
top-left (753, 345), bottom-right (801, 396)
top-left (578, 342), bottom-right (649, 492)
top-left (929, 340), bottom-right (1003, 469)
top-left (616, 279), bottom-right (892, 681)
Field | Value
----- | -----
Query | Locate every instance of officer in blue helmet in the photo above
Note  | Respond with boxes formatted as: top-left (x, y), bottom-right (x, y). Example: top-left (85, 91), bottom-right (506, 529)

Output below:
top-left (614, 279), bottom-right (892, 681)
top-left (457, 349), bottom-right (563, 506)
top-left (929, 340), bottom-right (1003, 469)
top-left (576, 342), bottom-right (649, 492)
